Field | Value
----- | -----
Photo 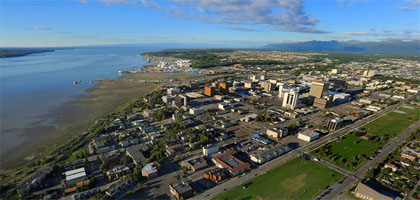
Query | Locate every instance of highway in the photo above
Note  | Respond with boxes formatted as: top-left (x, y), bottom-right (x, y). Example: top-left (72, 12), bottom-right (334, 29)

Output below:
top-left (192, 94), bottom-right (417, 200)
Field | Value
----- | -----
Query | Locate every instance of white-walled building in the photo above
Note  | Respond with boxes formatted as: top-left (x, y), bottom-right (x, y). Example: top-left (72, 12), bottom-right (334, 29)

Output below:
top-left (189, 108), bottom-right (205, 115)
top-left (203, 144), bottom-right (219, 156)
top-left (266, 128), bottom-right (288, 138)
top-left (298, 130), bottom-right (320, 142)
top-left (282, 88), bottom-right (299, 110)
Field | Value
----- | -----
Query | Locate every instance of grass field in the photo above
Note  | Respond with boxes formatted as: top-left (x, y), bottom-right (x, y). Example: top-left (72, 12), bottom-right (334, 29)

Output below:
top-left (213, 157), bottom-right (343, 200)
top-left (312, 105), bottom-right (420, 171)
top-left (361, 105), bottom-right (420, 137)
top-left (312, 133), bottom-right (381, 171)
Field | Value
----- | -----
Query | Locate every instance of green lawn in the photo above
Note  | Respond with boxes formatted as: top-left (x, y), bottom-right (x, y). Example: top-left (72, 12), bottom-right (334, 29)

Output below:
top-left (312, 133), bottom-right (381, 171)
top-left (213, 157), bottom-right (343, 200)
top-left (361, 106), bottom-right (420, 137)
top-left (60, 147), bottom-right (88, 163)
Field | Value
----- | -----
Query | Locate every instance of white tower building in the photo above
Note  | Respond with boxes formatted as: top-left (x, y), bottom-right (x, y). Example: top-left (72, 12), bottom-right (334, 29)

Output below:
top-left (282, 88), bottom-right (299, 110)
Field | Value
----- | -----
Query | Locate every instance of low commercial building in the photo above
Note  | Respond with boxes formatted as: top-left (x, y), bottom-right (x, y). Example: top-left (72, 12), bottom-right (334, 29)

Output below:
top-left (106, 166), bottom-right (130, 181)
top-left (162, 95), bottom-right (175, 104)
top-left (298, 130), bottom-right (320, 142)
top-left (266, 128), bottom-right (288, 139)
top-left (169, 181), bottom-right (194, 200)
top-left (189, 108), bottom-right (205, 115)
top-left (65, 168), bottom-right (87, 187)
top-left (180, 157), bottom-right (208, 172)
top-left (249, 143), bottom-right (291, 164)
top-left (203, 168), bottom-right (228, 184)
top-left (214, 95), bottom-right (224, 101)
top-left (252, 134), bottom-right (272, 145)
top-left (126, 144), bottom-right (149, 166)
top-left (212, 152), bottom-right (251, 177)
top-left (218, 103), bottom-right (230, 110)
top-left (166, 143), bottom-right (184, 155)
top-left (359, 98), bottom-right (375, 105)
top-left (203, 144), bottom-right (219, 156)
top-left (327, 118), bottom-right (344, 131)
top-left (240, 113), bottom-right (258, 122)
top-left (167, 88), bottom-right (180, 95)
top-left (99, 151), bottom-right (121, 165)
top-left (142, 162), bottom-right (161, 179)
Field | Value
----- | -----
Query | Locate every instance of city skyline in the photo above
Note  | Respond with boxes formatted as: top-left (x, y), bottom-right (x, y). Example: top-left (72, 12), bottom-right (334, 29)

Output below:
top-left (1, 0), bottom-right (419, 47)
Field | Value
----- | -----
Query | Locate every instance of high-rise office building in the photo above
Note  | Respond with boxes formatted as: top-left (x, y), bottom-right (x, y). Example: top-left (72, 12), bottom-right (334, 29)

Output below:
top-left (263, 82), bottom-right (273, 92)
top-left (204, 86), bottom-right (215, 97)
top-left (282, 88), bottom-right (299, 110)
top-left (363, 70), bottom-right (376, 78)
top-left (309, 81), bottom-right (329, 98)
top-left (278, 83), bottom-right (284, 98)
top-left (219, 82), bottom-right (229, 95)
top-left (313, 96), bottom-right (334, 109)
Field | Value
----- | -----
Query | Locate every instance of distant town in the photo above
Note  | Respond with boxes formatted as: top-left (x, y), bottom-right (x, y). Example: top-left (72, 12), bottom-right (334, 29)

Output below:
top-left (2, 50), bottom-right (420, 200)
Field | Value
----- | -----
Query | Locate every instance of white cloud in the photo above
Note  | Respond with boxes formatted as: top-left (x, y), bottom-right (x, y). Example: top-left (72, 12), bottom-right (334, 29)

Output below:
top-left (336, 0), bottom-right (366, 9)
top-left (344, 32), bottom-right (368, 35)
top-left (99, 0), bottom-right (136, 5)
top-left (137, 0), bottom-right (327, 34)
top-left (400, 6), bottom-right (416, 11)
top-left (405, 0), bottom-right (420, 5)
top-left (31, 26), bottom-right (51, 30)
top-left (344, 30), bottom-right (420, 41)
top-left (78, 0), bottom-right (89, 4)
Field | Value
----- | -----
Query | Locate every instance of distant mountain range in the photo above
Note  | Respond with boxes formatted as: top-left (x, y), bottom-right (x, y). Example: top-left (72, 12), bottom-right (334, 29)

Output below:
top-left (263, 40), bottom-right (420, 54)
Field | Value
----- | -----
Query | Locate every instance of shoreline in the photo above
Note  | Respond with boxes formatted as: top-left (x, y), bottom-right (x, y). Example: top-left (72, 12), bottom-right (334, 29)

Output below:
top-left (0, 73), bottom-right (195, 170)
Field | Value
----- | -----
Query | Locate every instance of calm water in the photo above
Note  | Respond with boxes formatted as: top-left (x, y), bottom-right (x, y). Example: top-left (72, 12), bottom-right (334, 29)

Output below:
top-left (0, 47), bottom-right (160, 164)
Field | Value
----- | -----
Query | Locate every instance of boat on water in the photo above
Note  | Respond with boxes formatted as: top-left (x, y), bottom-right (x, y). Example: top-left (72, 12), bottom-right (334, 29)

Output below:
top-left (147, 57), bottom-right (151, 62)
top-left (73, 81), bottom-right (82, 85)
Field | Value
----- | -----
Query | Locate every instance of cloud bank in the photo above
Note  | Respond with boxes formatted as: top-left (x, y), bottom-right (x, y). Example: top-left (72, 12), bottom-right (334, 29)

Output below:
top-left (93, 0), bottom-right (328, 34)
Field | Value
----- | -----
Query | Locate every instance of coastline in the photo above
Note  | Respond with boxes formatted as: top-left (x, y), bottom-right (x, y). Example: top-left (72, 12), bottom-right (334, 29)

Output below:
top-left (1, 73), bottom-right (194, 170)
top-left (0, 49), bottom-right (55, 58)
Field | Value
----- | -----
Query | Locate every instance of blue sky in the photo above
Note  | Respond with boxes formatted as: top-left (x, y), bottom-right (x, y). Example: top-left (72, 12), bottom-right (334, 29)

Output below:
top-left (1, 0), bottom-right (419, 47)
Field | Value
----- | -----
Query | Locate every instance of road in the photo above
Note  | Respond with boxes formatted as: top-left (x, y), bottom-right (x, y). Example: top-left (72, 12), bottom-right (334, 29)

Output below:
top-left (192, 94), bottom-right (417, 200)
